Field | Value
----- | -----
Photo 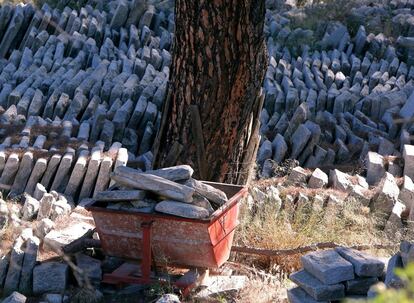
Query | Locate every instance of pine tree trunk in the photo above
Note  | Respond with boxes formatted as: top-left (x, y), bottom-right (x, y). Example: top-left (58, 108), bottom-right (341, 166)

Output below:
top-left (153, 0), bottom-right (267, 185)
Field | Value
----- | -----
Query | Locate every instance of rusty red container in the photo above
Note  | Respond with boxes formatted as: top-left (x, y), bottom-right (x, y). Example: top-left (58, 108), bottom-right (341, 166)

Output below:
top-left (87, 182), bottom-right (247, 268)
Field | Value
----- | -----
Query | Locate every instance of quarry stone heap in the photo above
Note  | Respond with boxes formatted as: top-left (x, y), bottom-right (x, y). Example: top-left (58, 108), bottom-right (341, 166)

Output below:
top-left (0, 0), bottom-right (414, 302)
top-left (258, 0), bottom-right (414, 178)
top-left (0, 0), bottom-right (414, 179)
top-left (0, 139), bottom-right (128, 202)
top-left (0, 0), bottom-right (173, 163)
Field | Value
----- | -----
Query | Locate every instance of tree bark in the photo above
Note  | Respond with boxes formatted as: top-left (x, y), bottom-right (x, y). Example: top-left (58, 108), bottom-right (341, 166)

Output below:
top-left (153, 0), bottom-right (267, 185)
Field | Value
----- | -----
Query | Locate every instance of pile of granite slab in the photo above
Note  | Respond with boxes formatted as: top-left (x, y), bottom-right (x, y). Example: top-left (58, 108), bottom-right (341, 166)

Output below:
top-left (0, 228), bottom-right (70, 299)
top-left (365, 143), bottom-right (414, 185)
top-left (1, 0), bottom-right (414, 185)
top-left (288, 247), bottom-right (385, 302)
top-left (0, 227), bottom-right (108, 303)
top-left (2, 0), bottom-right (414, 213)
top-left (0, 157), bottom-right (104, 302)
top-left (258, 35), bottom-right (414, 172)
top-left (271, 0), bottom-right (414, 64)
top-left (350, 0), bottom-right (414, 65)
top-left (0, 0), bottom-right (173, 160)
top-left (0, 139), bottom-right (128, 202)
top-left (95, 164), bottom-right (229, 219)
top-left (0, 194), bottom-right (97, 301)
top-left (0, 0), bottom-right (172, 205)
top-left (257, 0), bottom-right (414, 177)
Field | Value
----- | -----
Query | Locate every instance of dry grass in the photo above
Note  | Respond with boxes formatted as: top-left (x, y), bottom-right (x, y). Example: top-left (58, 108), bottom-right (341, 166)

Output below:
top-left (69, 288), bottom-right (103, 303)
top-left (188, 278), bottom-right (286, 303)
top-left (0, 224), bottom-right (17, 253)
top-left (235, 278), bottom-right (286, 303)
top-left (253, 176), bottom-right (287, 188)
top-left (0, 201), bottom-right (25, 253)
top-left (184, 261), bottom-right (287, 303)
top-left (233, 184), bottom-right (394, 277)
top-left (227, 262), bottom-right (288, 303)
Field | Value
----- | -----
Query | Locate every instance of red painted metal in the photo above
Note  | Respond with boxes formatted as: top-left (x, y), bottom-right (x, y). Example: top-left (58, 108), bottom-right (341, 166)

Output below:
top-left (141, 221), bottom-right (153, 283)
top-left (87, 182), bottom-right (247, 269)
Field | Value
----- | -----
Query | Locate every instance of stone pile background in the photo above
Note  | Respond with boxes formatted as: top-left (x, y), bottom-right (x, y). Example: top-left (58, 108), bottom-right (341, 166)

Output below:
top-left (0, 0), bottom-right (174, 203)
top-left (0, 0), bottom-right (172, 159)
top-left (258, 3), bottom-right (414, 176)
top-left (0, 0), bottom-right (413, 302)
top-left (0, 138), bottom-right (128, 202)
top-left (0, 0), bottom-right (413, 198)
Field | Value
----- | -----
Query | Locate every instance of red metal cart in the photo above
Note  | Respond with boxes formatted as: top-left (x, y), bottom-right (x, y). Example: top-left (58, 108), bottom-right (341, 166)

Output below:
top-left (86, 181), bottom-right (247, 294)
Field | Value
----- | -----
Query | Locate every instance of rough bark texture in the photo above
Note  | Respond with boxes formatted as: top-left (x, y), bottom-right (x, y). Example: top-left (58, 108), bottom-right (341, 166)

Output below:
top-left (153, 0), bottom-right (267, 185)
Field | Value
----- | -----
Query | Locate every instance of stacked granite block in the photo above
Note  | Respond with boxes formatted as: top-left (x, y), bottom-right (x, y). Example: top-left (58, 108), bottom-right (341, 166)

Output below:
top-left (288, 248), bottom-right (385, 302)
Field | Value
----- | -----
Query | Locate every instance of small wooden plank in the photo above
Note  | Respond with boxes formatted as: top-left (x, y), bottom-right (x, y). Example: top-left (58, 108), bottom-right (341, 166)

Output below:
top-left (237, 90), bottom-right (264, 184)
top-left (152, 88), bottom-right (172, 168)
top-left (164, 141), bottom-right (183, 168)
top-left (232, 242), bottom-right (398, 257)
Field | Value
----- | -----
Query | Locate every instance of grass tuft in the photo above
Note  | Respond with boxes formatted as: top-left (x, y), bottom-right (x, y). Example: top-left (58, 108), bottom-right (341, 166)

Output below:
top-left (234, 183), bottom-right (394, 277)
